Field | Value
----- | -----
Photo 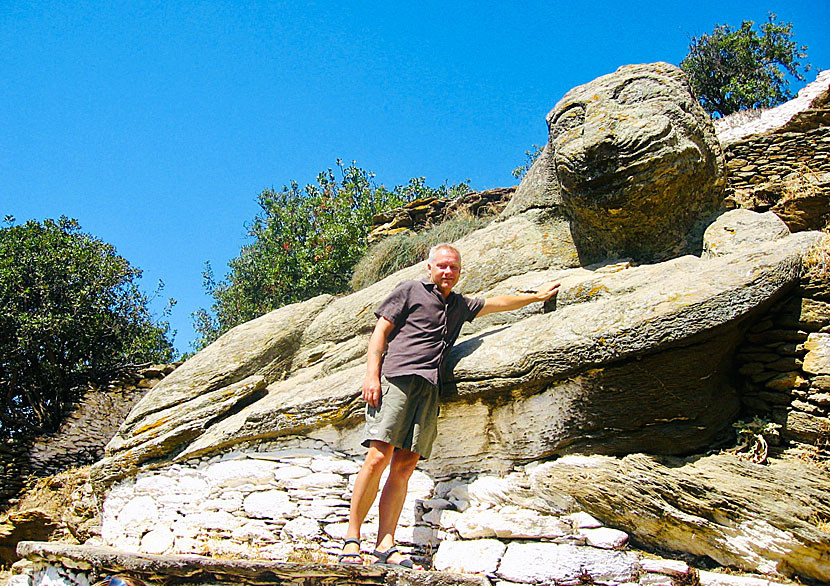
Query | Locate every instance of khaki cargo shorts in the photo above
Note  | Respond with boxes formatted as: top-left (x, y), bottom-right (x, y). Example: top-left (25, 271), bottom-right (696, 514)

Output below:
top-left (361, 374), bottom-right (440, 459)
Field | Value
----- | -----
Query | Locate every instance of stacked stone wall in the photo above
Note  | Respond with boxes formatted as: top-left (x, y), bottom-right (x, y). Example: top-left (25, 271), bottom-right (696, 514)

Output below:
top-left (0, 440), bottom-right (32, 508)
top-left (719, 72), bottom-right (830, 233)
top-left (722, 74), bottom-right (830, 456)
top-left (0, 365), bottom-right (177, 509)
top-left (26, 365), bottom-right (177, 479)
top-left (97, 437), bottom-right (677, 584)
top-left (725, 126), bottom-right (830, 194)
top-left (734, 274), bottom-right (830, 456)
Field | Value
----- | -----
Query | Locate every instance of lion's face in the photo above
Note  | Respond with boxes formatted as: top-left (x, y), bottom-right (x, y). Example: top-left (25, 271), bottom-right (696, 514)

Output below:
top-left (545, 63), bottom-right (724, 260)
top-left (551, 65), bottom-right (709, 206)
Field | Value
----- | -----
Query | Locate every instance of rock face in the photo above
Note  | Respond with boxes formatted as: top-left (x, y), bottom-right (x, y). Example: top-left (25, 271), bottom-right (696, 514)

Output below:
top-left (65, 63), bottom-right (830, 585)
top-left (368, 187), bottom-right (515, 243)
top-left (533, 453), bottom-right (830, 583)
top-left (503, 62), bottom-right (726, 263)
top-left (91, 222), bottom-right (821, 490)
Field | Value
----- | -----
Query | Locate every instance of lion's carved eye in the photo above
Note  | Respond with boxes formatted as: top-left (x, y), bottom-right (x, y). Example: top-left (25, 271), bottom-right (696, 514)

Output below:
top-left (551, 104), bottom-right (586, 139)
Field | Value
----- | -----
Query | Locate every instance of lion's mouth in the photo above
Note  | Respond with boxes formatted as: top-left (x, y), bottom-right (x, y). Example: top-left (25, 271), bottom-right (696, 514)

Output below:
top-left (554, 125), bottom-right (701, 207)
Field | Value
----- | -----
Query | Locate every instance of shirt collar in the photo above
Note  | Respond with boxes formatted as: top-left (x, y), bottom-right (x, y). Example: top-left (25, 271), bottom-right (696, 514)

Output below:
top-left (421, 279), bottom-right (455, 302)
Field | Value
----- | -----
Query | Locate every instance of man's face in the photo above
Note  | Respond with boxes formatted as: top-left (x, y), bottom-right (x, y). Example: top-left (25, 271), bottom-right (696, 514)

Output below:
top-left (427, 248), bottom-right (461, 295)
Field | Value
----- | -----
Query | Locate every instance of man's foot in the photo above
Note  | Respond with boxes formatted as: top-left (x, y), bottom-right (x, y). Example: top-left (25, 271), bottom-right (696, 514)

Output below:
top-left (371, 546), bottom-right (422, 570)
top-left (338, 538), bottom-right (363, 564)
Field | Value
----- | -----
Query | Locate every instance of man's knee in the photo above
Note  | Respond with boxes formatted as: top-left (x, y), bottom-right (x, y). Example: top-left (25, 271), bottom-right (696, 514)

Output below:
top-left (363, 442), bottom-right (394, 474)
top-left (389, 449), bottom-right (420, 479)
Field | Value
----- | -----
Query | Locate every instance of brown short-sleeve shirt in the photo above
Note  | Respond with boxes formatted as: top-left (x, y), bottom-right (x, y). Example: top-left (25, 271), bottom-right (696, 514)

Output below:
top-left (375, 280), bottom-right (484, 386)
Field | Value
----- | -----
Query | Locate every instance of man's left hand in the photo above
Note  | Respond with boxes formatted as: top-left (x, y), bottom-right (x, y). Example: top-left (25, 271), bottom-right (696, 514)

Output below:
top-left (534, 281), bottom-right (560, 302)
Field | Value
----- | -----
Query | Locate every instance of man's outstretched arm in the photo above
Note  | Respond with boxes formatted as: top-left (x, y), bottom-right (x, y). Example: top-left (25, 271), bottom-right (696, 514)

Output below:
top-left (362, 316), bottom-right (396, 407)
top-left (477, 281), bottom-right (560, 318)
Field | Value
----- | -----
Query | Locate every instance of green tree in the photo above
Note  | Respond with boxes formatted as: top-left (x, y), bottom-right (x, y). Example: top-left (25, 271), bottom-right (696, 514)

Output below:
top-left (0, 217), bottom-right (175, 439)
top-left (511, 144), bottom-right (544, 180)
top-left (680, 13), bottom-right (811, 117)
top-left (193, 161), bottom-right (468, 348)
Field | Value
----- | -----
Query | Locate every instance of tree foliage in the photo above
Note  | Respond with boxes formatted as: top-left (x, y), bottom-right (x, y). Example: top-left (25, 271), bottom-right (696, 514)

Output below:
top-left (0, 217), bottom-right (175, 439)
top-left (680, 13), bottom-right (811, 117)
top-left (511, 144), bottom-right (544, 180)
top-left (193, 161), bottom-right (469, 349)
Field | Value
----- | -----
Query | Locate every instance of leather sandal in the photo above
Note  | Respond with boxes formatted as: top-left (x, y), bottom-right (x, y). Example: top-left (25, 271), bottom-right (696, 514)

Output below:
top-left (338, 538), bottom-right (363, 564)
top-left (371, 546), bottom-right (416, 568)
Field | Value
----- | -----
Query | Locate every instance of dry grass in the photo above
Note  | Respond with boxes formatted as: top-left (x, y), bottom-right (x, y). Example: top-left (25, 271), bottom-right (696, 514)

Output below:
top-left (803, 232), bottom-right (830, 281)
top-left (349, 210), bottom-right (491, 291)
top-left (779, 164), bottom-right (824, 205)
top-left (788, 439), bottom-right (830, 469)
top-left (808, 513), bottom-right (830, 533)
top-left (713, 107), bottom-right (767, 132)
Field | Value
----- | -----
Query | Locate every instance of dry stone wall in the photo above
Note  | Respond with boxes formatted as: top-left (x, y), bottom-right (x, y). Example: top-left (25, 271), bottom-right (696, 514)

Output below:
top-left (720, 72), bottom-right (830, 456)
top-left (92, 436), bottom-right (706, 586)
top-left (719, 70), bottom-right (830, 232)
top-left (724, 127), bottom-right (830, 193)
top-left (734, 271), bottom-right (830, 455)
top-left (0, 440), bottom-right (30, 507)
top-left (0, 365), bottom-right (177, 509)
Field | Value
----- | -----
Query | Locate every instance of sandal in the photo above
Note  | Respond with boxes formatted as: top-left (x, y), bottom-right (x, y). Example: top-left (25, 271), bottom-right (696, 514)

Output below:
top-left (338, 538), bottom-right (363, 564)
top-left (371, 546), bottom-right (416, 569)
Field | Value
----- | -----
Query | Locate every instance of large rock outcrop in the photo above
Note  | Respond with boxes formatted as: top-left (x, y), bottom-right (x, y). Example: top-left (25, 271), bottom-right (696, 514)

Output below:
top-left (503, 62), bottom-right (726, 263)
top-left (71, 64), bottom-right (830, 584)
top-left (91, 218), bottom-right (821, 490)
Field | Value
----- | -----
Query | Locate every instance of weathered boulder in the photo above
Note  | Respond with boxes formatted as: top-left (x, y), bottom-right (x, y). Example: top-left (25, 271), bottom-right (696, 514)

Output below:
top-left (532, 452), bottom-right (830, 583)
top-left (503, 62), bottom-right (726, 263)
top-left (702, 209), bottom-right (791, 258)
top-left (0, 467), bottom-right (95, 566)
top-left (772, 171), bottom-right (830, 232)
top-left (0, 511), bottom-right (60, 566)
top-left (91, 214), bottom-right (823, 488)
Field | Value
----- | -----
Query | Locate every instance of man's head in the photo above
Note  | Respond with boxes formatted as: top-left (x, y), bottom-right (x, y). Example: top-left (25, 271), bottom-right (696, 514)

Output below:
top-left (426, 243), bottom-right (461, 296)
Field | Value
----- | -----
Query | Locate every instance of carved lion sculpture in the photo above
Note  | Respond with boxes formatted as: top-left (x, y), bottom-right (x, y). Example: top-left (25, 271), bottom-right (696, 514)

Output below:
top-left (505, 62), bottom-right (726, 264)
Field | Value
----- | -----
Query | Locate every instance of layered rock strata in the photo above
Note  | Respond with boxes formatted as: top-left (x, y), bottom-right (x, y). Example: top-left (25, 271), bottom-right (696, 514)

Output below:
top-left (90, 224), bottom-right (820, 492)
top-left (368, 187), bottom-right (515, 242)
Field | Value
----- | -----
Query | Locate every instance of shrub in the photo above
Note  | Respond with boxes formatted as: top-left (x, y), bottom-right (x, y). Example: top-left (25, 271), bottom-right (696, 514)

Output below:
top-left (0, 217), bottom-right (174, 439)
top-left (193, 161), bottom-right (469, 349)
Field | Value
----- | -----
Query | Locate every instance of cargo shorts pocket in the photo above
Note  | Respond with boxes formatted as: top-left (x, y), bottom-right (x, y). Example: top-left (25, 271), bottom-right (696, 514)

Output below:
top-left (365, 380), bottom-right (390, 420)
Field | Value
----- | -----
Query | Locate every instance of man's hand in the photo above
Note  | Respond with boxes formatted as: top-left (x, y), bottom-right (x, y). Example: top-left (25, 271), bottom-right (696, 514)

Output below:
top-left (363, 374), bottom-right (382, 407)
top-left (478, 281), bottom-right (561, 317)
top-left (533, 281), bottom-right (560, 302)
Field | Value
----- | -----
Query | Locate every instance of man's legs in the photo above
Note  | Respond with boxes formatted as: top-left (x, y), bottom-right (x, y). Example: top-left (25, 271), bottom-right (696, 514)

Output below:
top-left (344, 440), bottom-right (395, 556)
top-left (343, 442), bottom-right (422, 567)
top-left (374, 447), bottom-right (421, 566)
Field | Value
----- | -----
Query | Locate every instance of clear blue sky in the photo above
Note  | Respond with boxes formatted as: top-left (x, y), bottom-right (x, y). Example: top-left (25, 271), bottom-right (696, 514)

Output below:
top-left (3, 1), bottom-right (828, 353)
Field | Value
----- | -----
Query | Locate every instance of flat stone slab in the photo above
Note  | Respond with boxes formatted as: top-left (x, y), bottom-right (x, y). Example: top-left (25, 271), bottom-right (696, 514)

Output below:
top-left (16, 541), bottom-right (490, 586)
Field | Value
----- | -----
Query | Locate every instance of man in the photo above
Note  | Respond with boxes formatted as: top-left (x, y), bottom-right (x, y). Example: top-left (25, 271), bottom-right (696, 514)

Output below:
top-left (339, 243), bottom-right (560, 568)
